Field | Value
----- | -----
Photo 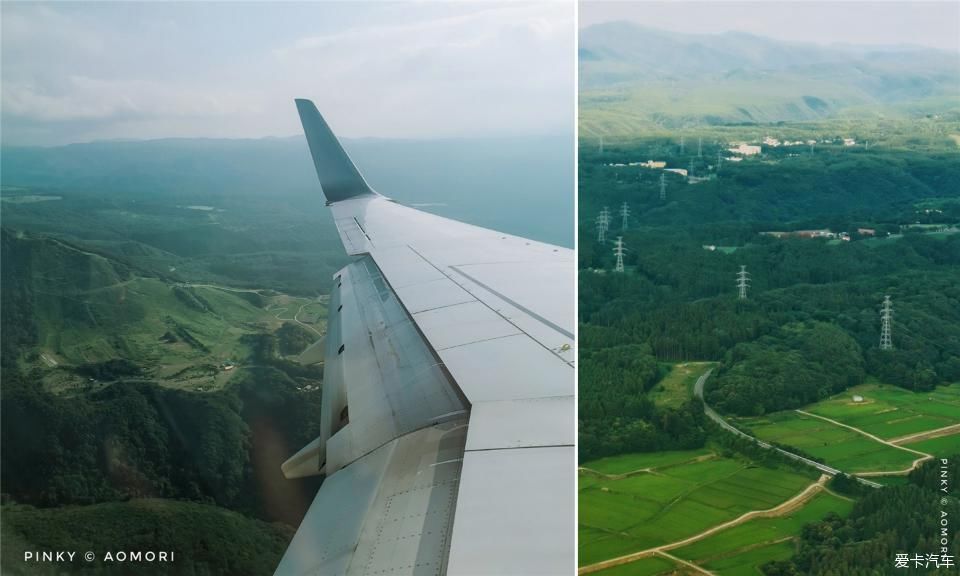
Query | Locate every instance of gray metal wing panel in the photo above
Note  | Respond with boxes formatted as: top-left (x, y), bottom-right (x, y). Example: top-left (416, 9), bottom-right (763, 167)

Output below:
top-left (274, 420), bottom-right (468, 576)
top-left (445, 446), bottom-right (576, 576)
top-left (274, 439), bottom-right (393, 576)
top-left (464, 396), bottom-right (575, 451)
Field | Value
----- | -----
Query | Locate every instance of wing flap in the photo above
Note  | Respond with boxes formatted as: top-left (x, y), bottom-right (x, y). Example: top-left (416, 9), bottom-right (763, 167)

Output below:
top-left (274, 421), bottom-right (468, 576)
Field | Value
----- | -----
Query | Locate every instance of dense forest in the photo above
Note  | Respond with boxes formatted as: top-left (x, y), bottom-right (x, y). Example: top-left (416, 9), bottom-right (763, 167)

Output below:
top-left (579, 139), bottom-right (960, 456)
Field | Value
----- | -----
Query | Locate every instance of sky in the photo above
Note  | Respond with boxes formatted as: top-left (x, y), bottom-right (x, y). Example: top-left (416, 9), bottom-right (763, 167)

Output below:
top-left (580, 1), bottom-right (959, 53)
top-left (1, 2), bottom-right (574, 146)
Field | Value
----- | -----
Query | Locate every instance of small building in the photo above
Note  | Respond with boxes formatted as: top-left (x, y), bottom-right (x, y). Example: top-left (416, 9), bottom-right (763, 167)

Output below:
top-left (639, 160), bottom-right (667, 169)
top-left (729, 143), bottom-right (762, 156)
top-left (858, 228), bottom-right (877, 236)
top-left (852, 395), bottom-right (864, 403)
top-left (843, 138), bottom-right (856, 146)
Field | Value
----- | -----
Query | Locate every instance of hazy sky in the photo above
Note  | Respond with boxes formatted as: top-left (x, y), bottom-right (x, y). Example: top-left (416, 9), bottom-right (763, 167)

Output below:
top-left (581, 1), bottom-right (959, 52)
top-left (1, 2), bottom-right (574, 146)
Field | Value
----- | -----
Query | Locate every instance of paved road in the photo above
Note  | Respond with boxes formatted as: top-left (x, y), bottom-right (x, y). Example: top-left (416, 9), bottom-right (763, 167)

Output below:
top-left (693, 369), bottom-right (882, 489)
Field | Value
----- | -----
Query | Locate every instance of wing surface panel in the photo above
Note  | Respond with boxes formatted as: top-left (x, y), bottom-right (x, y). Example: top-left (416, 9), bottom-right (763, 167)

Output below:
top-left (278, 100), bottom-right (574, 576)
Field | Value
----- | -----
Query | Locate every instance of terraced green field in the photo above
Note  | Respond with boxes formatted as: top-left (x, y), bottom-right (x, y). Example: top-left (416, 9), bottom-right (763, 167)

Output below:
top-left (578, 450), bottom-right (815, 566)
top-left (583, 448), bottom-right (713, 476)
top-left (672, 491), bottom-right (854, 575)
top-left (650, 362), bottom-right (716, 408)
top-left (804, 381), bottom-right (960, 440)
top-left (738, 411), bottom-right (919, 473)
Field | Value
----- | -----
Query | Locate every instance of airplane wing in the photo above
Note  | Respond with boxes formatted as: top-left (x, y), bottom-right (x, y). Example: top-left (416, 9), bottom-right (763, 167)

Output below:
top-left (272, 99), bottom-right (574, 576)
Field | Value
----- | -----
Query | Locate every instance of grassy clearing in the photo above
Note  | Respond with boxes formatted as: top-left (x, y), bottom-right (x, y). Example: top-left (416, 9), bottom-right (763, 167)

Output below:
top-left (578, 450), bottom-right (813, 566)
top-left (804, 381), bottom-right (960, 440)
top-left (651, 362), bottom-right (716, 408)
top-left (738, 411), bottom-right (919, 473)
top-left (592, 555), bottom-right (679, 576)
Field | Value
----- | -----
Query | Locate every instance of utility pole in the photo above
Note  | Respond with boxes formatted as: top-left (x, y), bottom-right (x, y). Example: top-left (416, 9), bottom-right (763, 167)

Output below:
top-left (736, 265), bottom-right (750, 300)
top-left (880, 295), bottom-right (893, 350)
top-left (688, 158), bottom-right (695, 181)
top-left (620, 201), bottom-right (630, 231)
top-left (659, 172), bottom-right (667, 201)
top-left (613, 237), bottom-right (626, 273)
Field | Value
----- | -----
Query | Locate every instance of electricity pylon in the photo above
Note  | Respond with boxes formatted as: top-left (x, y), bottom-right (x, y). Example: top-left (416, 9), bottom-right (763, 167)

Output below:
top-left (613, 237), bottom-right (626, 273)
top-left (736, 265), bottom-right (750, 300)
top-left (880, 295), bottom-right (893, 350)
top-left (659, 172), bottom-right (666, 201)
top-left (596, 207), bottom-right (611, 243)
top-left (595, 214), bottom-right (607, 244)
top-left (620, 201), bottom-right (630, 231)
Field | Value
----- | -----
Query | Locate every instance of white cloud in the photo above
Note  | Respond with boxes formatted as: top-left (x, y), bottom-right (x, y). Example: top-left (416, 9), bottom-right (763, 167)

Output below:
top-left (1, 2), bottom-right (574, 145)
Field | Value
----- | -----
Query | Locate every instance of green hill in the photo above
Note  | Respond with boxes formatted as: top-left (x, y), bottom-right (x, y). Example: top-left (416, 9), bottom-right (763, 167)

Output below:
top-left (579, 23), bottom-right (960, 136)
top-left (0, 228), bottom-right (325, 391)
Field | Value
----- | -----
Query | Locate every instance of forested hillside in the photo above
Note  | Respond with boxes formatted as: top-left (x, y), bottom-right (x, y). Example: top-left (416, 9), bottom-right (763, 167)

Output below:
top-left (762, 457), bottom-right (960, 575)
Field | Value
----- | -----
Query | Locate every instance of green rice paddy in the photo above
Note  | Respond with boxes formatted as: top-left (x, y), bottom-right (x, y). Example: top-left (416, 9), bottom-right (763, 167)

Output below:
top-left (738, 411), bottom-right (919, 473)
top-left (578, 450), bottom-right (814, 566)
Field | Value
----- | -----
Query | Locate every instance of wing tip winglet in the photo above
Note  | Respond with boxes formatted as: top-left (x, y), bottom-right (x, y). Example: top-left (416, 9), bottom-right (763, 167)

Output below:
top-left (295, 98), bottom-right (378, 203)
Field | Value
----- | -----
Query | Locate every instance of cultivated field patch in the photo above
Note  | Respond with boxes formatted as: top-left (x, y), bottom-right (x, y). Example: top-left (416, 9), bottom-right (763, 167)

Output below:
top-left (804, 381), bottom-right (960, 440)
top-left (591, 555), bottom-right (679, 576)
top-left (903, 433), bottom-right (960, 458)
top-left (578, 450), bottom-right (813, 566)
top-left (672, 491), bottom-right (853, 575)
top-left (738, 411), bottom-right (919, 473)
